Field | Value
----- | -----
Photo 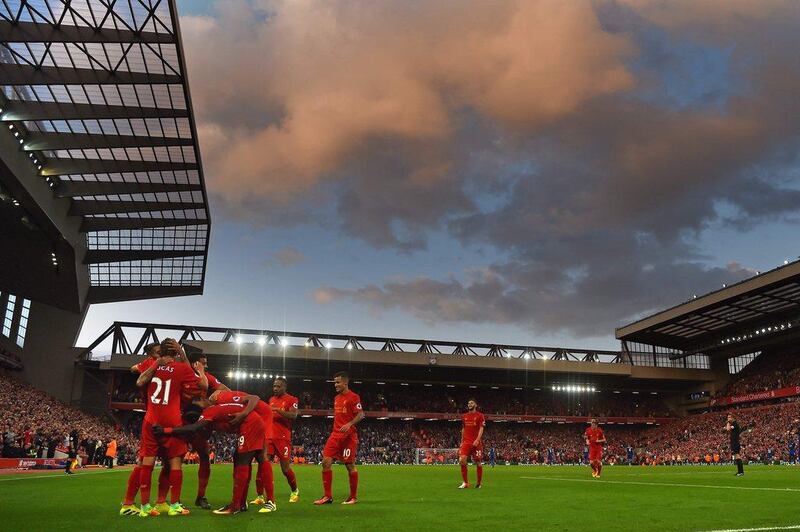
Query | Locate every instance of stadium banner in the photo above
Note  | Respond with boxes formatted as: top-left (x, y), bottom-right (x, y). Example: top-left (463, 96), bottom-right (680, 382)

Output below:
top-left (109, 402), bottom-right (669, 423)
top-left (710, 385), bottom-right (800, 406)
top-left (0, 457), bottom-right (68, 469)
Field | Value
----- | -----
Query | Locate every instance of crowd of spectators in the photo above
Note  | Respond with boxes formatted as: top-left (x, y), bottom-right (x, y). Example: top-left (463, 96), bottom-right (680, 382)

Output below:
top-left (113, 375), bottom-right (670, 418)
top-left (0, 372), bottom-right (137, 463)
top-left (719, 350), bottom-right (800, 398)
top-left (292, 382), bottom-right (670, 418)
top-left (632, 400), bottom-right (800, 464)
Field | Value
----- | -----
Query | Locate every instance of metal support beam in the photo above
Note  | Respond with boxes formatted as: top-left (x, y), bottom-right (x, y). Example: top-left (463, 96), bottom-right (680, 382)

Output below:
top-left (43, 158), bottom-right (198, 176)
top-left (83, 249), bottom-right (204, 264)
top-left (24, 132), bottom-right (193, 151)
top-left (80, 218), bottom-right (206, 232)
top-left (86, 286), bottom-right (202, 304)
top-left (0, 20), bottom-right (175, 44)
top-left (0, 63), bottom-right (182, 85)
top-left (70, 199), bottom-right (204, 215)
top-left (56, 180), bottom-right (201, 198)
top-left (0, 100), bottom-right (188, 121)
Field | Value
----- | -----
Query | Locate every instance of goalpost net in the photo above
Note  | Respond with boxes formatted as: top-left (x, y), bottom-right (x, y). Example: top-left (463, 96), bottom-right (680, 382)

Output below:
top-left (415, 448), bottom-right (461, 465)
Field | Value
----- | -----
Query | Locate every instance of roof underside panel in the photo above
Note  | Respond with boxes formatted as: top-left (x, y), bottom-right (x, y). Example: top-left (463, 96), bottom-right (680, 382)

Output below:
top-left (617, 262), bottom-right (800, 352)
top-left (0, 0), bottom-right (210, 300)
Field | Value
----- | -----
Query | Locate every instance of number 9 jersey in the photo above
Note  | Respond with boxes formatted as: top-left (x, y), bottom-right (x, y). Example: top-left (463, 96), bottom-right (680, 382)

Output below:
top-left (144, 361), bottom-right (199, 427)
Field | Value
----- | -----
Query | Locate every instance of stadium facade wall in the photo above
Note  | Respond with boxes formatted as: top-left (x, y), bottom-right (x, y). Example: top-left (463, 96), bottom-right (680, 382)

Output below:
top-left (20, 300), bottom-right (87, 402)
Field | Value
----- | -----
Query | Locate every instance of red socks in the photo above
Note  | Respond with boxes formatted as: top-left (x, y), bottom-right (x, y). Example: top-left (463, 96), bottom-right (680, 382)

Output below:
top-left (263, 461), bottom-right (275, 502)
top-left (476, 464), bottom-right (483, 485)
top-left (123, 465), bottom-right (141, 505)
top-left (597, 462), bottom-right (602, 476)
top-left (169, 470), bottom-right (183, 504)
top-left (255, 461), bottom-right (264, 495)
top-left (460, 463), bottom-right (468, 484)
top-left (139, 464), bottom-right (155, 505)
top-left (322, 469), bottom-right (333, 498)
top-left (157, 466), bottom-right (170, 503)
top-left (233, 465), bottom-right (250, 508)
top-left (285, 468), bottom-right (298, 491)
top-left (348, 469), bottom-right (358, 500)
top-left (197, 460), bottom-right (210, 498)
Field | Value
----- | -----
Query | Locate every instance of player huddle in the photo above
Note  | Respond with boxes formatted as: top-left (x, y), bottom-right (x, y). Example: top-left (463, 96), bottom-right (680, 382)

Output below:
top-left (118, 338), bottom-right (614, 516)
top-left (118, 338), bottom-right (362, 517)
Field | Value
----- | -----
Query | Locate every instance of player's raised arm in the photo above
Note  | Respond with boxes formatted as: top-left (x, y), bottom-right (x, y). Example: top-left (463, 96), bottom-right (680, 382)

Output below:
top-left (230, 394), bottom-right (260, 426)
top-left (135, 359), bottom-right (161, 388)
top-left (153, 418), bottom-right (210, 437)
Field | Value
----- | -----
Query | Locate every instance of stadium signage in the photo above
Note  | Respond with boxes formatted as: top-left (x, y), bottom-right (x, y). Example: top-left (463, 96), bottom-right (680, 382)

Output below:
top-left (710, 385), bottom-right (800, 406)
top-left (109, 402), bottom-right (669, 423)
top-left (0, 458), bottom-right (66, 469)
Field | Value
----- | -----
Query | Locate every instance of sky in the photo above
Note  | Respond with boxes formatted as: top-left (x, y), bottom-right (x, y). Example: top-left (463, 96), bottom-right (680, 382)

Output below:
top-left (78, 0), bottom-right (800, 351)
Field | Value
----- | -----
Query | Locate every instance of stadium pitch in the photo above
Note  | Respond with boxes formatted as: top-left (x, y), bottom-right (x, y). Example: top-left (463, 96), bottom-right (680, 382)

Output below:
top-left (1, 464), bottom-right (798, 531)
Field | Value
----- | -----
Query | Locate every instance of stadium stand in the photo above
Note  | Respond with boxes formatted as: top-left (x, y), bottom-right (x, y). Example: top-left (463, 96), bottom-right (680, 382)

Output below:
top-left (111, 378), bottom-right (670, 418)
top-left (0, 372), bottom-right (137, 464)
top-left (717, 350), bottom-right (800, 398)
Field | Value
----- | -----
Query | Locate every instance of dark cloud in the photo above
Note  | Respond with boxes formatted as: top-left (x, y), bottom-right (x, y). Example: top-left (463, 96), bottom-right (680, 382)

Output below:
top-left (186, 1), bottom-right (800, 337)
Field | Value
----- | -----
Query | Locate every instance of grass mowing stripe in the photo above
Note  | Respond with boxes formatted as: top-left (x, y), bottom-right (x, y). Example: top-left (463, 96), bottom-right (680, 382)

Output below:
top-left (520, 475), bottom-right (800, 492)
top-left (0, 469), bottom-right (126, 482)
top-left (697, 526), bottom-right (800, 532)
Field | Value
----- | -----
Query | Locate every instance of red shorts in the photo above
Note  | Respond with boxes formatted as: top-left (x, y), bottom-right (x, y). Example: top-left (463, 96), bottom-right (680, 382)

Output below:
top-left (589, 445), bottom-right (603, 461)
top-left (267, 438), bottom-right (293, 460)
top-left (459, 442), bottom-right (484, 462)
top-left (323, 433), bottom-right (358, 463)
top-left (236, 417), bottom-right (266, 454)
top-left (140, 421), bottom-right (188, 459)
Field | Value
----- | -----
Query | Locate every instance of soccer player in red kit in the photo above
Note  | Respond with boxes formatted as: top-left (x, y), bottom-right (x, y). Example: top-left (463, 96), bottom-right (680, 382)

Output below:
top-left (255, 377), bottom-right (299, 504)
top-left (209, 389), bottom-right (277, 513)
top-left (120, 342), bottom-right (161, 516)
top-left (154, 394), bottom-right (266, 516)
top-left (178, 353), bottom-right (229, 510)
top-left (133, 339), bottom-right (205, 517)
top-left (458, 399), bottom-right (485, 489)
top-left (314, 371), bottom-right (364, 505)
top-left (584, 418), bottom-right (606, 478)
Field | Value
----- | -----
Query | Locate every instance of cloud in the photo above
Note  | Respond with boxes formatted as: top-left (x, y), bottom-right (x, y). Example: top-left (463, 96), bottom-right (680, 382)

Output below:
top-left (270, 247), bottom-right (305, 267)
top-left (183, 1), bottom-right (800, 337)
top-left (182, 0), bottom-right (634, 244)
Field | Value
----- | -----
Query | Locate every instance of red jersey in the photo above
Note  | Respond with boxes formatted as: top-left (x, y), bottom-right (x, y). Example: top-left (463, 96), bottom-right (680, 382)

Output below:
top-left (332, 389), bottom-right (362, 439)
top-left (269, 393), bottom-right (299, 440)
top-left (584, 426), bottom-right (605, 446)
top-left (134, 356), bottom-right (157, 374)
top-left (181, 370), bottom-right (222, 404)
top-left (198, 402), bottom-right (259, 433)
top-left (214, 390), bottom-right (273, 437)
top-left (461, 411), bottom-right (485, 444)
top-left (143, 361), bottom-right (198, 427)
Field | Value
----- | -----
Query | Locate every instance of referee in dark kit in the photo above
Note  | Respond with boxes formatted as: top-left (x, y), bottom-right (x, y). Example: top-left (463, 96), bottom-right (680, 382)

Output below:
top-left (725, 413), bottom-right (744, 476)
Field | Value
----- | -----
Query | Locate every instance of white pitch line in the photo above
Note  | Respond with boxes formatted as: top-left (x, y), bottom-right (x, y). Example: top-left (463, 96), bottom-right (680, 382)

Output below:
top-left (697, 525), bottom-right (800, 532)
top-left (0, 469), bottom-right (124, 482)
top-left (520, 476), bottom-right (800, 492)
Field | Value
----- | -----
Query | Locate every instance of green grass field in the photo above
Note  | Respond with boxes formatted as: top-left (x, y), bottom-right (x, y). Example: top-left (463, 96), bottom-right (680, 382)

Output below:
top-left (1, 463), bottom-right (798, 531)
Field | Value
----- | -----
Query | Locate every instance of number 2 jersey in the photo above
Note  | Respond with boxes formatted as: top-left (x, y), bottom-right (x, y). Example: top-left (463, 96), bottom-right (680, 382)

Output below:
top-left (269, 393), bottom-right (299, 441)
top-left (143, 361), bottom-right (199, 427)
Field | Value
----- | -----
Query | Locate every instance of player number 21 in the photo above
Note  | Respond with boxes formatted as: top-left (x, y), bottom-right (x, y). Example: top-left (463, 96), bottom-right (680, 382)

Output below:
top-left (150, 377), bottom-right (172, 405)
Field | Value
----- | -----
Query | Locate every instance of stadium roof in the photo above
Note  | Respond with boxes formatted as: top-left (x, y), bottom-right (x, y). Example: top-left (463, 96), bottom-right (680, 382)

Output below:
top-left (0, 0), bottom-right (209, 305)
top-left (616, 260), bottom-right (800, 354)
